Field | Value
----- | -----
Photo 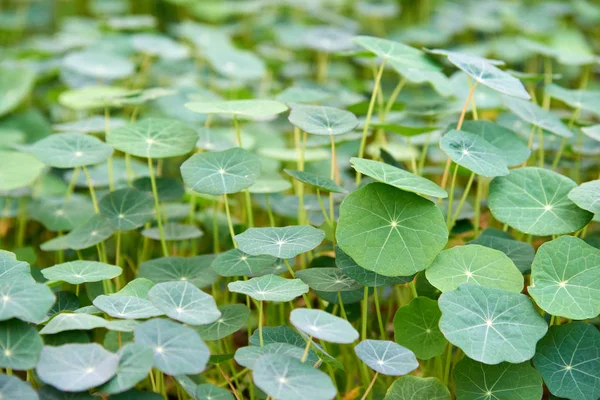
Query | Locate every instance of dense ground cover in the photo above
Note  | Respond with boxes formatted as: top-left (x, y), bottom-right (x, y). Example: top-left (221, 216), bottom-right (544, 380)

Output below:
top-left (0, 0), bottom-right (600, 399)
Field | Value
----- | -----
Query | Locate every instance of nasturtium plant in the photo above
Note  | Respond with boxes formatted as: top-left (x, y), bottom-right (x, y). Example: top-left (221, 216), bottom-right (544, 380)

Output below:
top-left (337, 183), bottom-right (448, 276)
top-left (2, 3), bottom-right (600, 399)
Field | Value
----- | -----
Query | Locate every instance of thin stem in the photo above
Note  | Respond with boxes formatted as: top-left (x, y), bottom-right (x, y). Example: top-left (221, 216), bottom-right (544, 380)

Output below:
top-left (233, 114), bottom-right (243, 147)
top-left (265, 194), bottom-right (275, 227)
top-left (443, 343), bottom-right (453, 385)
top-left (223, 194), bottom-right (237, 248)
top-left (357, 59), bottom-right (387, 186)
top-left (82, 166), bottom-right (99, 214)
top-left (316, 190), bottom-right (331, 226)
top-left (115, 230), bottom-right (121, 267)
top-left (446, 163), bottom-right (459, 227)
top-left (373, 288), bottom-right (385, 339)
top-left (65, 167), bottom-right (80, 202)
top-left (338, 291), bottom-right (348, 320)
top-left (360, 372), bottom-right (379, 400)
top-left (301, 336), bottom-right (313, 362)
top-left (474, 177), bottom-right (483, 237)
top-left (147, 157), bottom-right (168, 257)
top-left (361, 286), bottom-right (369, 340)
top-left (450, 172), bottom-right (475, 227)
top-left (258, 300), bottom-right (264, 347)
top-left (329, 135), bottom-right (336, 231)
top-left (383, 76), bottom-right (408, 119)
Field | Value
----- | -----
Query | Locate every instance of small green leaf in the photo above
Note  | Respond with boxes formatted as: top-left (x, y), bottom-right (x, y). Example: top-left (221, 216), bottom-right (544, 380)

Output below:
top-left (40, 313), bottom-right (107, 335)
top-left (148, 281), bottom-right (221, 325)
top-left (99, 343), bottom-right (154, 395)
top-left (568, 180), bottom-right (600, 214)
top-left (0, 151), bottom-right (45, 191)
top-left (296, 268), bottom-right (362, 292)
top-left (99, 188), bottom-right (155, 231)
top-left (0, 375), bottom-right (38, 400)
top-left (228, 275), bottom-right (309, 302)
top-left (139, 255), bottom-right (218, 288)
top-left (504, 97), bottom-right (573, 138)
top-left (211, 249), bottom-right (277, 277)
top-left (384, 376), bottom-right (450, 400)
top-left (0, 319), bottom-right (43, 370)
top-left (235, 343), bottom-right (318, 370)
top-left (353, 36), bottom-right (438, 71)
top-left (355, 340), bottom-right (418, 376)
top-left (440, 130), bottom-right (509, 177)
top-left (24, 133), bottom-right (113, 168)
top-left (185, 99), bottom-right (288, 118)
top-left (194, 304), bottom-right (250, 341)
top-left (0, 280), bottom-right (55, 323)
top-left (284, 169), bottom-right (346, 193)
top-left (93, 295), bottom-right (163, 320)
top-left (235, 226), bottom-right (325, 259)
top-left (288, 104), bottom-right (358, 135)
top-left (42, 261), bottom-right (122, 285)
top-left (290, 308), bottom-right (358, 343)
top-left (335, 247), bottom-right (412, 287)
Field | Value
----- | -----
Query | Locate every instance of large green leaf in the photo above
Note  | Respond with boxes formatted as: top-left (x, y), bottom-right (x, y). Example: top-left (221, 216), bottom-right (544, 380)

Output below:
top-left (99, 343), bottom-right (154, 395)
top-left (134, 319), bottom-right (210, 375)
top-left (235, 226), bottom-right (325, 259)
top-left (99, 188), bottom-right (155, 231)
top-left (36, 343), bottom-right (119, 392)
top-left (440, 130), bottom-right (509, 177)
top-left (185, 99), bottom-right (288, 118)
top-left (504, 97), bottom-right (573, 138)
top-left (29, 196), bottom-right (94, 232)
top-left (211, 249), bottom-right (277, 277)
top-left (253, 354), bottom-right (336, 400)
top-left (0, 252), bottom-right (33, 284)
top-left (194, 304), bottom-right (250, 341)
top-left (439, 283), bottom-right (547, 364)
top-left (0, 375), bottom-right (38, 400)
top-left (93, 295), bottom-right (163, 320)
top-left (0, 280), bottom-right (55, 323)
top-left (24, 133), bottom-right (113, 168)
top-left (0, 319), bottom-right (43, 370)
top-left (228, 275), bottom-right (309, 302)
top-left (0, 151), bottom-right (45, 191)
top-left (383, 376), bottom-right (450, 400)
top-left (336, 183), bottom-right (448, 277)
top-left (288, 105), bottom-right (358, 135)
top-left (545, 84), bottom-right (600, 117)
top-left (430, 50), bottom-right (530, 99)
top-left (425, 245), bottom-right (523, 293)
top-left (350, 158), bottom-right (447, 198)
top-left (488, 167), bottom-right (593, 236)
top-left (65, 215), bottom-right (117, 250)
top-left (353, 36), bottom-right (439, 71)
top-left (181, 148), bottom-right (261, 195)
top-left (0, 67), bottom-right (35, 118)
top-left (42, 261), bottom-right (122, 285)
top-left (290, 308), bottom-right (358, 344)
top-left (393, 297), bottom-right (447, 360)
top-left (139, 256), bottom-right (218, 288)
top-left (534, 322), bottom-right (600, 400)
top-left (568, 180), bottom-right (600, 214)
top-left (355, 340), bottom-right (418, 376)
top-left (453, 357), bottom-right (543, 400)
top-left (529, 236), bottom-right (600, 320)
top-left (107, 119), bottom-right (197, 158)
top-left (147, 281), bottom-right (221, 325)
top-left (40, 313), bottom-right (107, 335)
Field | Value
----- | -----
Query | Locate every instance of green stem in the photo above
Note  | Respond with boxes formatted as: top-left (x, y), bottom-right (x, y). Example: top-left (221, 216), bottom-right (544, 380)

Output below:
top-left (65, 167), bottom-right (80, 202)
top-left (338, 291), bottom-right (348, 320)
top-left (450, 172), bottom-right (475, 227)
top-left (301, 336), bottom-right (313, 362)
top-left (446, 164), bottom-right (459, 227)
top-left (383, 77), bottom-right (408, 119)
top-left (373, 287), bottom-right (385, 339)
top-left (443, 343), bottom-right (453, 386)
top-left (147, 157), bottom-right (168, 257)
top-left (360, 372), bottom-right (379, 400)
top-left (356, 59), bottom-right (387, 186)
top-left (82, 166), bottom-right (99, 214)
top-left (265, 194), bottom-right (275, 227)
top-left (361, 286), bottom-right (369, 339)
top-left (223, 194), bottom-right (237, 248)
top-left (474, 177), bottom-right (483, 237)
top-left (258, 300), bottom-right (264, 347)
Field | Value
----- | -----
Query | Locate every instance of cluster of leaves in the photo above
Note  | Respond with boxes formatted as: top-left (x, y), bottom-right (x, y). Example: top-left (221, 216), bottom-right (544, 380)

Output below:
top-left (1, 1), bottom-right (600, 400)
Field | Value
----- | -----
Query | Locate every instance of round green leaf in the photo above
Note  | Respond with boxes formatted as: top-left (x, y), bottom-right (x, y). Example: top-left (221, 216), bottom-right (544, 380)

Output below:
top-left (65, 215), bottom-right (117, 250)
top-left (196, 384), bottom-right (234, 400)
top-left (93, 295), bottom-right (163, 320)
top-left (284, 169), bottom-right (346, 193)
top-left (350, 158), bottom-right (448, 198)
top-left (0, 319), bottom-right (43, 370)
top-left (469, 232), bottom-right (535, 274)
top-left (529, 236), bottom-right (600, 320)
top-left (235, 226), bottom-right (326, 259)
top-left (439, 283), bottom-right (548, 364)
top-left (534, 322), bottom-right (600, 400)
top-left (141, 223), bottom-right (202, 241)
top-left (453, 357), bottom-right (543, 400)
top-left (194, 304), bottom-right (250, 341)
top-left (148, 281), bottom-right (221, 325)
top-left (0, 280), bottom-right (55, 323)
top-left (134, 319), bottom-right (210, 375)
top-left (393, 297), bottom-right (447, 360)
top-left (296, 268), bottom-right (362, 292)
top-left (58, 86), bottom-right (137, 111)
top-left (204, 47), bottom-right (266, 81)
top-left (40, 313), bottom-right (107, 335)
top-left (431, 50), bottom-right (530, 99)
top-left (36, 343), bottom-right (119, 392)
top-left (248, 177), bottom-right (292, 194)
top-left (0, 151), bottom-right (45, 191)
top-left (63, 51), bottom-right (134, 80)
top-left (425, 245), bottom-right (524, 293)
top-left (249, 325), bottom-right (306, 348)
top-left (181, 148), bottom-right (261, 196)
top-left (234, 343), bottom-right (319, 370)
top-left (29, 196), bottom-right (94, 232)
top-left (113, 278), bottom-right (155, 299)
top-left (99, 343), bottom-right (154, 395)
top-left (132, 33), bottom-right (189, 60)
top-left (440, 130), bottom-right (509, 177)
top-left (336, 182), bottom-right (448, 277)
top-left (211, 249), bottom-right (277, 277)
top-left (185, 99), bottom-right (288, 118)
top-left (139, 255), bottom-right (218, 288)
top-left (568, 180), bottom-right (600, 214)
top-left (0, 375), bottom-right (38, 400)
top-left (53, 116), bottom-right (127, 134)
top-left (489, 167), bottom-right (593, 235)
top-left (0, 252), bottom-right (33, 284)
top-left (290, 308), bottom-right (358, 343)
top-left (504, 97), bottom-right (573, 138)
top-left (0, 67), bottom-right (35, 118)
top-left (355, 340), bottom-right (418, 376)
top-left (253, 354), bottom-right (336, 400)
top-left (107, 119), bottom-right (197, 158)
top-left (353, 36), bottom-right (438, 71)
top-left (452, 121), bottom-right (530, 167)
top-left (24, 133), bottom-right (113, 168)
top-left (99, 188), bottom-right (154, 231)
top-left (42, 261), bottom-right (122, 285)
top-left (335, 247), bottom-right (412, 287)
top-left (259, 147), bottom-right (330, 162)
top-left (288, 105), bottom-right (358, 135)
top-left (228, 275), bottom-right (309, 302)
top-left (384, 376), bottom-right (450, 400)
